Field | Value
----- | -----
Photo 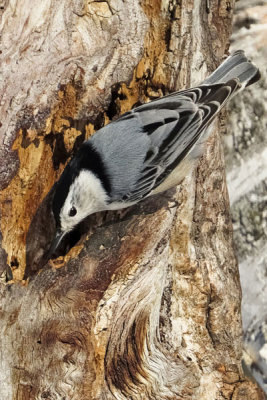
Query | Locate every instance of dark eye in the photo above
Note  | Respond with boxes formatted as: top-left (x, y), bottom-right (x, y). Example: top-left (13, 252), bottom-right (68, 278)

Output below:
top-left (69, 206), bottom-right (77, 217)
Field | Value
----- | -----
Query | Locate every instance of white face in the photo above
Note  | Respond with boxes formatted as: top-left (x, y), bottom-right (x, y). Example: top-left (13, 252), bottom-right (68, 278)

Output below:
top-left (60, 169), bottom-right (109, 233)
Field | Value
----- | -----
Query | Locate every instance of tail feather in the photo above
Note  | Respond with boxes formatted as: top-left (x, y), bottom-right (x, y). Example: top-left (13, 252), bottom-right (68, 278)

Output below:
top-left (203, 50), bottom-right (260, 88)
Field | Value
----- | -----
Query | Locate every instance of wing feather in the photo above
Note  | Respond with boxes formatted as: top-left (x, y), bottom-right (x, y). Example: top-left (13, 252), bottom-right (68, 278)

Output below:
top-left (117, 79), bottom-right (240, 203)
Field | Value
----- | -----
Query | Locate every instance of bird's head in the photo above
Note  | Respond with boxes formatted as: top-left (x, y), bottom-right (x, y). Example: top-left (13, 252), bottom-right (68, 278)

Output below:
top-left (47, 144), bottom-right (111, 259)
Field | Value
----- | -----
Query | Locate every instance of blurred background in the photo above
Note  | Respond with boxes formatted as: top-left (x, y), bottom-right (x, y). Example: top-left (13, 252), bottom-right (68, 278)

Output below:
top-left (225, 0), bottom-right (267, 393)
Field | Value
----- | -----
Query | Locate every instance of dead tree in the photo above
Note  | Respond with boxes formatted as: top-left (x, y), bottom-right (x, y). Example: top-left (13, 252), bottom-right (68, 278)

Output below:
top-left (0, 0), bottom-right (265, 399)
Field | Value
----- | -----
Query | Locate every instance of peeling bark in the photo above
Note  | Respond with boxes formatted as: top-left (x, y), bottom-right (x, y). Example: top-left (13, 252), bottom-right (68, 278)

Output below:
top-left (0, 0), bottom-right (265, 399)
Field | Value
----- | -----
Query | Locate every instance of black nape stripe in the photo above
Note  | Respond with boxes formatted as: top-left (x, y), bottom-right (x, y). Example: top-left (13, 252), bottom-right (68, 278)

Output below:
top-left (52, 141), bottom-right (111, 227)
top-left (77, 142), bottom-right (111, 194)
top-left (52, 162), bottom-right (76, 227)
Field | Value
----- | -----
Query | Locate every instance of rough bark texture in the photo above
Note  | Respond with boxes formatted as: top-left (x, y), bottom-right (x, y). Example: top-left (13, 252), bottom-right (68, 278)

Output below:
top-left (0, 0), bottom-right (265, 399)
top-left (225, 0), bottom-right (267, 393)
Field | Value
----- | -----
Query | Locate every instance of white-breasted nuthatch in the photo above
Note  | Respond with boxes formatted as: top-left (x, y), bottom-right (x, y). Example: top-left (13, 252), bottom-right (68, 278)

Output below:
top-left (47, 50), bottom-right (260, 258)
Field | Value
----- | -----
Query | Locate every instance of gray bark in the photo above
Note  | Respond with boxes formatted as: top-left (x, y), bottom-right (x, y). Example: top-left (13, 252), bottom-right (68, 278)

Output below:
top-left (225, 0), bottom-right (267, 393)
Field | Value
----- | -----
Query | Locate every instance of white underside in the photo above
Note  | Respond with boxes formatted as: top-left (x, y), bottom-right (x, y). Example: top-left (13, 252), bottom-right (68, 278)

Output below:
top-left (149, 157), bottom-right (193, 195)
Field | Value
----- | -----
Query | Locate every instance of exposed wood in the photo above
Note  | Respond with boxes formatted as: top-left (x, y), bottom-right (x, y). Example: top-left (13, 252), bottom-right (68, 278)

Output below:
top-left (0, 0), bottom-right (265, 399)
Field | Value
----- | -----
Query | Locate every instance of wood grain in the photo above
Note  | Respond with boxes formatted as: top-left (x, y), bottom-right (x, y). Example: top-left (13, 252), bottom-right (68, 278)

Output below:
top-left (0, 0), bottom-right (265, 398)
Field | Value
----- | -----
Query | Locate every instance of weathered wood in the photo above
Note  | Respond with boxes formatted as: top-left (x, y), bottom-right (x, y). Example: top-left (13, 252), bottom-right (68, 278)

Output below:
top-left (0, 0), bottom-right (265, 399)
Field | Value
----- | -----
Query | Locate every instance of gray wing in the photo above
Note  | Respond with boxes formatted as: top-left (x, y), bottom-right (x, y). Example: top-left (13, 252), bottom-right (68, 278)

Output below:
top-left (115, 79), bottom-right (240, 203)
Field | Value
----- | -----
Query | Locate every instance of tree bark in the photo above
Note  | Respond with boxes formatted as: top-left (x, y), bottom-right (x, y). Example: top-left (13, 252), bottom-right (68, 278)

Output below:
top-left (0, 0), bottom-right (265, 399)
top-left (224, 1), bottom-right (267, 392)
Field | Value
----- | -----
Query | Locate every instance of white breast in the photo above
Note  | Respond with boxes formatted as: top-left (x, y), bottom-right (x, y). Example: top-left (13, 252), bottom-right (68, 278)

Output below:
top-left (150, 157), bottom-right (194, 195)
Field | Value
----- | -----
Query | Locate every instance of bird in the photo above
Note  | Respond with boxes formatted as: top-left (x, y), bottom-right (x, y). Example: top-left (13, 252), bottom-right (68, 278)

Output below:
top-left (47, 50), bottom-right (260, 259)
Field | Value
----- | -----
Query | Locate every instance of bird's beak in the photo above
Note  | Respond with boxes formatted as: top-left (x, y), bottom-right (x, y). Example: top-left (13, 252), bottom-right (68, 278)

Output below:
top-left (44, 230), bottom-right (66, 263)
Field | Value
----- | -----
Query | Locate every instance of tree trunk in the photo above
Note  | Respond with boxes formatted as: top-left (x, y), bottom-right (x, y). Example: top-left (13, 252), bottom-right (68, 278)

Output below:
top-left (224, 0), bottom-right (267, 392)
top-left (0, 0), bottom-right (265, 399)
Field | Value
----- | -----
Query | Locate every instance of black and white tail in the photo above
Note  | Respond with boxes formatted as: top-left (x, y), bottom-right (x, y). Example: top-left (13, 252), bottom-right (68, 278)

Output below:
top-left (203, 50), bottom-right (260, 88)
